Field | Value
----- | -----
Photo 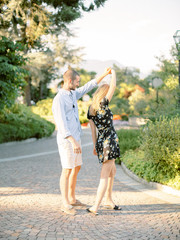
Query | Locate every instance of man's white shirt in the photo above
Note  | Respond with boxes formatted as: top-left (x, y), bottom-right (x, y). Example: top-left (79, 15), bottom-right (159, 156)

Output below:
top-left (52, 79), bottom-right (97, 145)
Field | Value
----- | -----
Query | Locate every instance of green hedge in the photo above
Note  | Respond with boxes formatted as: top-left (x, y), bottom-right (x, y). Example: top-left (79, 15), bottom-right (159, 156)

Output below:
top-left (0, 104), bottom-right (55, 143)
top-left (122, 150), bottom-right (180, 190)
top-left (122, 117), bottom-right (180, 190)
top-left (116, 128), bottom-right (141, 162)
top-left (140, 116), bottom-right (180, 171)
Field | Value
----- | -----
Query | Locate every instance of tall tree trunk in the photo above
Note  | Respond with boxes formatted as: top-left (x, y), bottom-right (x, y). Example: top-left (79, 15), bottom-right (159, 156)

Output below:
top-left (23, 76), bottom-right (31, 106)
top-left (39, 81), bottom-right (43, 100)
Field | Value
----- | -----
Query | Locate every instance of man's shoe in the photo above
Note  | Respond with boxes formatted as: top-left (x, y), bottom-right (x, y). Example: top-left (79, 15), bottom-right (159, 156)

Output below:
top-left (71, 199), bottom-right (86, 206)
top-left (61, 205), bottom-right (76, 215)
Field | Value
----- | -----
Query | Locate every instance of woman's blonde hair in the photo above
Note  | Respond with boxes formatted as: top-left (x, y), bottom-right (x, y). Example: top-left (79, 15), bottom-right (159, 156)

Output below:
top-left (89, 84), bottom-right (109, 116)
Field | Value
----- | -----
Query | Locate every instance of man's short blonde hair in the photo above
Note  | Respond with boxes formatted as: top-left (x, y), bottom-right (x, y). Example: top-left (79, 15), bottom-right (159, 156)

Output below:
top-left (63, 69), bottom-right (79, 82)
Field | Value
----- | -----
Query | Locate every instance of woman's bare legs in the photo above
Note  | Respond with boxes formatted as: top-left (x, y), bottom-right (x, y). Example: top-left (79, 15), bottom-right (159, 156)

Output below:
top-left (89, 159), bottom-right (115, 213)
top-left (104, 162), bottom-right (116, 207)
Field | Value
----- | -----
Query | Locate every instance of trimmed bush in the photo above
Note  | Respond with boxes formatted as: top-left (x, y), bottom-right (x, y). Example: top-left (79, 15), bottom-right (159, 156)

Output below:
top-left (31, 98), bottom-right (53, 117)
top-left (78, 100), bottom-right (91, 124)
top-left (0, 104), bottom-right (55, 143)
top-left (122, 116), bottom-right (180, 190)
top-left (116, 128), bottom-right (141, 163)
top-left (122, 150), bottom-right (180, 190)
top-left (117, 129), bottom-right (141, 155)
top-left (140, 116), bottom-right (180, 172)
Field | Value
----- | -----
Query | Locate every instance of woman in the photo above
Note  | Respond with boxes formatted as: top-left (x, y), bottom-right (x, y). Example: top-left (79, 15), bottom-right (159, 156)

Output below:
top-left (87, 68), bottom-right (121, 215)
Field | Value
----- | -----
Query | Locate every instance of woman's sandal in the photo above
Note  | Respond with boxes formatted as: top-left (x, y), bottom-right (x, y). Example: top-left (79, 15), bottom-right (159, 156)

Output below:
top-left (104, 205), bottom-right (121, 210)
top-left (86, 208), bottom-right (99, 215)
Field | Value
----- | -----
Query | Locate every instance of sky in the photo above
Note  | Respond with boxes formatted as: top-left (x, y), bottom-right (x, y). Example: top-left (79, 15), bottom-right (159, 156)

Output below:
top-left (69, 0), bottom-right (180, 76)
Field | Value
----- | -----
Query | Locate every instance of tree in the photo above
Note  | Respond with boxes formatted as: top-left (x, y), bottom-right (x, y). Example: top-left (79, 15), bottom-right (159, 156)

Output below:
top-left (114, 64), bottom-right (141, 85)
top-left (0, 37), bottom-right (28, 110)
top-left (76, 68), bottom-right (97, 97)
top-left (24, 50), bottom-right (55, 103)
top-left (25, 35), bottom-right (85, 103)
top-left (0, 0), bottom-right (107, 105)
top-left (156, 47), bottom-right (178, 82)
top-left (0, 0), bottom-right (107, 49)
top-left (145, 46), bottom-right (179, 108)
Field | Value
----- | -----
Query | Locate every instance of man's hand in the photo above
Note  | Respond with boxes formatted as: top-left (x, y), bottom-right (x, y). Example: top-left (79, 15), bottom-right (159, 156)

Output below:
top-left (66, 136), bottom-right (82, 154)
top-left (72, 140), bottom-right (82, 154)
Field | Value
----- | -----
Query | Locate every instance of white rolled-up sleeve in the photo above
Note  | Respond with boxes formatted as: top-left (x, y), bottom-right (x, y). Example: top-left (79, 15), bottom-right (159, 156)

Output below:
top-left (75, 79), bottom-right (97, 100)
top-left (52, 95), bottom-right (71, 139)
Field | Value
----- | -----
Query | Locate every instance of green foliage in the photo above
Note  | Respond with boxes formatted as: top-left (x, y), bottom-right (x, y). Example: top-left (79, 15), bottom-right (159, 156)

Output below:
top-left (75, 68), bottom-right (97, 98)
top-left (0, 104), bottom-right (55, 143)
top-left (0, 0), bottom-right (50, 47)
top-left (0, 1), bottom-right (107, 105)
top-left (120, 116), bottom-right (180, 190)
top-left (110, 47), bottom-right (179, 118)
top-left (0, 37), bottom-right (28, 110)
top-left (25, 50), bottom-right (57, 103)
top-left (156, 47), bottom-right (178, 83)
top-left (128, 86), bottom-right (180, 118)
top-left (116, 129), bottom-right (141, 163)
top-left (110, 96), bottom-right (130, 115)
top-left (78, 100), bottom-right (91, 123)
top-left (109, 65), bottom-right (150, 117)
top-left (114, 64), bottom-right (141, 85)
top-left (31, 98), bottom-right (53, 116)
top-left (31, 98), bottom-right (91, 124)
top-left (140, 117), bottom-right (180, 171)
top-left (78, 69), bottom-right (96, 86)
top-left (0, 0), bottom-right (107, 48)
top-left (122, 150), bottom-right (180, 190)
top-left (128, 90), bottom-right (147, 115)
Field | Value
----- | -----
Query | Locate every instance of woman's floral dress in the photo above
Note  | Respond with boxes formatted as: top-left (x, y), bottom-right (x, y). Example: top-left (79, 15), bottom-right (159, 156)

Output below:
top-left (87, 97), bottom-right (120, 163)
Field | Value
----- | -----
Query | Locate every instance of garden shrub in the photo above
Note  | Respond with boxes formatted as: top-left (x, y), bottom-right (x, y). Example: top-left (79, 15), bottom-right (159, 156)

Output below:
top-left (31, 98), bottom-right (92, 124)
top-left (122, 150), bottom-right (180, 190)
top-left (116, 129), bottom-right (141, 163)
top-left (31, 98), bottom-right (53, 117)
top-left (110, 98), bottom-right (130, 115)
top-left (140, 116), bottom-right (180, 172)
top-left (146, 107), bottom-right (180, 122)
top-left (122, 116), bottom-right (180, 190)
top-left (78, 100), bottom-right (91, 123)
top-left (0, 104), bottom-right (55, 143)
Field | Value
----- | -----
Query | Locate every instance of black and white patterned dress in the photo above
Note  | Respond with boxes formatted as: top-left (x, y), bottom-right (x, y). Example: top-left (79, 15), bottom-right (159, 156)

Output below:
top-left (87, 97), bottom-right (120, 163)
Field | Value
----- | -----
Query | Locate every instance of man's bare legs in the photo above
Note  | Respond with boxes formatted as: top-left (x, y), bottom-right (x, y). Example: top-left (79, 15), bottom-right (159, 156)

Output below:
top-left (68, 165), bottom-right (81, 204)
top-left (88, 160), bottom-right (115, 213)
top-left (60, 168), bottom-right (72, 207)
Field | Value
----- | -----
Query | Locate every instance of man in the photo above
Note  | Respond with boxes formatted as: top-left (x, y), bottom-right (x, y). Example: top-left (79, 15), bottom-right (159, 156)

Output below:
top-left (52, 68), bottom-right (111, 215)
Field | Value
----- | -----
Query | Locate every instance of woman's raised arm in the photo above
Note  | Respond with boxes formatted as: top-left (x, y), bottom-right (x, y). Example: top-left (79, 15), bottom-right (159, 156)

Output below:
top-left (106, 69), bottom-right (116, 102)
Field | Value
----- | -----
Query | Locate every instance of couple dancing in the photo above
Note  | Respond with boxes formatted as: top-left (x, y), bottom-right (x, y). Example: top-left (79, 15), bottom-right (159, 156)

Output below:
top-left (52, 67), bottom-right (121, 215)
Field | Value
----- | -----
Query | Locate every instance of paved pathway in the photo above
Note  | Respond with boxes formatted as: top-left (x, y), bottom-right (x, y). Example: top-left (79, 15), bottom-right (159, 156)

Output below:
top-left (0, 128), bottom-right (180, 240)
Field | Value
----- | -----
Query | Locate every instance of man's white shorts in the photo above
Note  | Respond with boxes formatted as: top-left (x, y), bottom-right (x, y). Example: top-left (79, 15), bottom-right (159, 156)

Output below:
top-left (58, 140), bottom-right (82, 169)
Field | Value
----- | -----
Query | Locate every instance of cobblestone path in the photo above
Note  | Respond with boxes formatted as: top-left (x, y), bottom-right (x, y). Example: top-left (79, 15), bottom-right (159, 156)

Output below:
top-left (0, 129), bottom-right (180, 240)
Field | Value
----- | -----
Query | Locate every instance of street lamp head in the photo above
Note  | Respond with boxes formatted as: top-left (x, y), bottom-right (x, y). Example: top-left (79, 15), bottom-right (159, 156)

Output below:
top-left (173, 30), bottom-right (180, 52)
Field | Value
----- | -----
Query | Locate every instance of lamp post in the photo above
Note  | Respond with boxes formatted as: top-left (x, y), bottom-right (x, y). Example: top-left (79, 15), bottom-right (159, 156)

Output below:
top-left (173, 30), bottom-right (180, 107)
